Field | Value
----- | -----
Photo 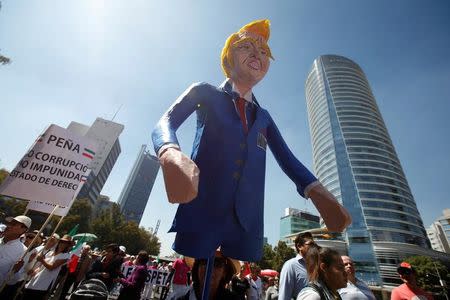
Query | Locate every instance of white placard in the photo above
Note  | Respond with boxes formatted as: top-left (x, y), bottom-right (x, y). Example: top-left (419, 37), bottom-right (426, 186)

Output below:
top-left (25, 169), bottom-right (91, 216)
top-left (121, 265), bottom-right (171, 287)
top-left (0, 124), bottom-right (97, 207)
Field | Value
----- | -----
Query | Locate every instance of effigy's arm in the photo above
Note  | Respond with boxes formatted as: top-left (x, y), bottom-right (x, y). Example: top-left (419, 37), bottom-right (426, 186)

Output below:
top-left (151, 83), bottom-right (204, 203)
top-left (266, 113), bottom-right (351, 232)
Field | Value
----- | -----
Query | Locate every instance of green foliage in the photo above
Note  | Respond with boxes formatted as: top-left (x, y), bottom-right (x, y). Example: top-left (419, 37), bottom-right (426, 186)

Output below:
top-left (259, 243), bottom-right (276, 270)
top-left (0, 168), bottom-right (9, 184)
top-left (91, 203), bottom-right (160, 255)
top-left (272, 241), bottom-right (296, 272)
top-left (58, 198), bottom-right (92, 234)
top-left (0, 169), bottom-right (27, 218)
top-left (0, 198), bottom-right (27, 217)
top-left (0, 171), bottom-right (161, 255)
top-left (404, 256), bottom-right (449, 295)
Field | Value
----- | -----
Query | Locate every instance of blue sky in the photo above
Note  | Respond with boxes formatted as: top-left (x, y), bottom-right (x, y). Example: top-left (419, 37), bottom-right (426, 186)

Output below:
top-left (1, 1), bottom-right (449, 256)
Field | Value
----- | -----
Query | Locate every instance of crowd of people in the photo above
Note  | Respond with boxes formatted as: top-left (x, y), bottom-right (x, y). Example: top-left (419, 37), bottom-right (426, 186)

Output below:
top-left (1, 215), bottom-right (434, 300)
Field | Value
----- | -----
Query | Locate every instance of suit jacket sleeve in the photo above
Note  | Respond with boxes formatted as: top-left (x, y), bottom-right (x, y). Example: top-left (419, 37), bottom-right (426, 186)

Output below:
top-left (266, 113), bottom-right (318, 198)
top-left (152, 82), bottom-right (205, 155)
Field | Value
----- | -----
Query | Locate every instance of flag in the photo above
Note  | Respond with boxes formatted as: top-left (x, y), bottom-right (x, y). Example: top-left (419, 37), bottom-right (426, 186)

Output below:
top-left (67, 224), bottom-right (79, 237)
top-left (68, 235), bottom-right (87, 273)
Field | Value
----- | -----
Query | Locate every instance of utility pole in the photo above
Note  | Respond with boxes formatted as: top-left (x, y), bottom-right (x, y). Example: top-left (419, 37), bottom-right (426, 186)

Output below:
top-left (433, 261), bottom-right (448, 300)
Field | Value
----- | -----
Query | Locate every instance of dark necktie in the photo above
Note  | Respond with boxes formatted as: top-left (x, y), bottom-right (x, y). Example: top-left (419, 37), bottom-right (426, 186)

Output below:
top-left (236, 97), bottom-right (249, 134)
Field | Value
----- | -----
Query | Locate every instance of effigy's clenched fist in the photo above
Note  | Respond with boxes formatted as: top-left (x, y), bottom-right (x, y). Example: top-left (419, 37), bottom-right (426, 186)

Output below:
top-left (159, 147), bottom-right (199, 204)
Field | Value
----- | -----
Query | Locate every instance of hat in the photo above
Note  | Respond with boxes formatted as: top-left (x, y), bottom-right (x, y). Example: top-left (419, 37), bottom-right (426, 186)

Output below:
top-left (185, 249), bottom-right (241, 275)
top-left (6, 215), bottom-right (31, 228)
top-left (397, 262), bottom-right (414, 274)
top-left (119, 245), bottom-right (126, 253)
top-left (60, 234), bottom-right (73, 242)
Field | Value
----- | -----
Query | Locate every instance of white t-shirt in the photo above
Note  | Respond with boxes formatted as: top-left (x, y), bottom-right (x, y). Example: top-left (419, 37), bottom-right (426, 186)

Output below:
top-left (25, 251), bottom-right (70, 291)
top-left (0, 237), bottom-right (26, 286)
top-left (7, 247), bottom-right (39, 285)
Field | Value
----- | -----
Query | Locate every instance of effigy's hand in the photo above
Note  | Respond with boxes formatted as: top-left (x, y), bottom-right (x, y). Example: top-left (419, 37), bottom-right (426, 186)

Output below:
top-left (309, 183), bottom-right (352, 232)
top-left (159, 147), bottom-right (199, 203)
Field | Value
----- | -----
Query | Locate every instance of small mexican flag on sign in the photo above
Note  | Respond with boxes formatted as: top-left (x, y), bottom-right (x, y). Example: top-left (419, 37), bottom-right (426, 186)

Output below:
top-left (36, 134), bottom-right (45, 142)
top-left (82, 148), bottom-right (95, 159)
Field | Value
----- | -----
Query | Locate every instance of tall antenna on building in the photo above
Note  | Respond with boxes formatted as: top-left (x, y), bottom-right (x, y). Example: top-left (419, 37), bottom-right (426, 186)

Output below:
top-left (111, 104), bottom-right (123, 121)
top-left (154, 219), bottom-right (161, 236)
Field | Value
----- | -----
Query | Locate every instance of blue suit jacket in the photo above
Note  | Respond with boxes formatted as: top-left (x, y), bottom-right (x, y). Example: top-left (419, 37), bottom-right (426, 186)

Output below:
top-left (152, 80), bottom-right (317, 243)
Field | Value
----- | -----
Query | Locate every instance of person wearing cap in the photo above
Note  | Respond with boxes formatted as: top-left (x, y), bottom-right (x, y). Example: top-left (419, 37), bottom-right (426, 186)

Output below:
top-left (119, 245), bottom-right (127, 257)
top-left (23, 234), bottom-right (73, 299)
top-left (152, 19), bottom-right (351, 264)
top-left (177, 249), bottom-right (241, 300)
top-left (0, 230), bottom-right (43, 299)
top-left (338, 256), bottom-right (375, 300)
top-left (390, 262), bottom-right (433, 300)
top-left (0, 215), bottom-right (31, 296)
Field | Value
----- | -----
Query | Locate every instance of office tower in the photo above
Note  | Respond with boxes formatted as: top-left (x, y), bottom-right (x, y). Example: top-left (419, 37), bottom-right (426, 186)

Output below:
top-left (280, 208), bottom-right (320, 243)
top-left (305, 55), bottom-right (430, 286)
top-left (68, 118), bottom-right (124, 205)
top-left (427, 209), bottom-right (450, 253)
top-left (118, 145), bottom-right (160, 225)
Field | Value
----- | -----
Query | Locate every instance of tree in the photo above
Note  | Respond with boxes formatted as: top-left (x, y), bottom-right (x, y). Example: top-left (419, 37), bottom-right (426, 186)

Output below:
top-left (404, 256), bottom-right (449, 296)
top-left (259, 243), bottom-right (275, 270)
top-left (0, 168), bottom-right (9, 184)
top-left (91, 204), bottom-right (161, 255)
top-left (58, 198), bottom-right (92, 234)
top-left (272, 241), bottom-right (296, 272)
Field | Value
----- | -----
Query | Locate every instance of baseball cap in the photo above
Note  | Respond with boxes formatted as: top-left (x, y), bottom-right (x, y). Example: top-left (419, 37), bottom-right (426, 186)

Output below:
top-left (5, 215), bottom-right (32, 228)
top-left (397, 262), bottom-right (414, 275)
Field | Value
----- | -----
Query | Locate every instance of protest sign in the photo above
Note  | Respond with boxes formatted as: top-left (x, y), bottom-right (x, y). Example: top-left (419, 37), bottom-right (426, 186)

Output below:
top-left (25, 169), bottom-right (91, 216)
top-left (121, 265), bottom-right (171, 287)
top-left (0, 124), bottom-right (97, 207)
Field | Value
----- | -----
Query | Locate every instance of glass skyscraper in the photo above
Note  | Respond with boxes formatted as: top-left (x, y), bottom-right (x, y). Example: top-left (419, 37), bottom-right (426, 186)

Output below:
top-left (305, 55), bottom-right (429, 286)
top-left (118, 145), bottom-right (160, 225)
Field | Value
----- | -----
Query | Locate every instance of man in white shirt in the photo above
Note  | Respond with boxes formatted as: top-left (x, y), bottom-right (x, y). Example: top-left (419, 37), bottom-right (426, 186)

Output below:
top-left (0, 215), bottom-right (31, 295)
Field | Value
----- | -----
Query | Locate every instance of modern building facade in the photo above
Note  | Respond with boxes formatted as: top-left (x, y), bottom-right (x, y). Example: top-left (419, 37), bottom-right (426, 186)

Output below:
top-left (117, 145), bottom-right (160, 225)
top-left (427, 209), bottom-right (450, 253)
top-left (305, 55), bottom-right (430, 286)
top-left (280, 208), bottom-right (320, 244)
top-left (68, 118), bottom-right (124, 205)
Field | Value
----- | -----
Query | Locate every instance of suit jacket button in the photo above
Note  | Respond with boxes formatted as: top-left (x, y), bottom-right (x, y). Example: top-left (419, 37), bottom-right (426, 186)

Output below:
top-left (235, 159), bottom-right (243, 166)
top-left (240, 143), bottom-right (246, 149)
top-left (233, 172), bottom-right (241, 180)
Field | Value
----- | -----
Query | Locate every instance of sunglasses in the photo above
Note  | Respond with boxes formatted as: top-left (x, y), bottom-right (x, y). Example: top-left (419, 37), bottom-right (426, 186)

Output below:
top-left (197, 258), bottom-right (227, 268)
top-left (25, 235), bottom-right (35, 240)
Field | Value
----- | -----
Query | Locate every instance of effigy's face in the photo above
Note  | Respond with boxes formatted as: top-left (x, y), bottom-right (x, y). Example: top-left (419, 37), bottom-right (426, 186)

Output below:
top-left (230, 32), bottom-right (270, 87)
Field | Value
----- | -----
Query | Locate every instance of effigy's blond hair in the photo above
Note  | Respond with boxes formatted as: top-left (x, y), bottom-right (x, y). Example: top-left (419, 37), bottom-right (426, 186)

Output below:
top-left (221, 19), bottom-right (274, 78)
